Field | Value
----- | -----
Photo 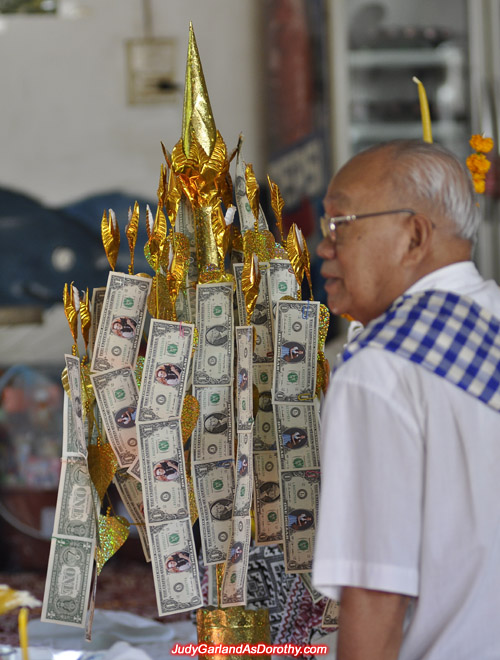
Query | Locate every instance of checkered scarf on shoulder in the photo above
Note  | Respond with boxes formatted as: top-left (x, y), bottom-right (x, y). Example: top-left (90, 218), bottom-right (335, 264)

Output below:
top-left (336, 289), bottom-right (500, 412)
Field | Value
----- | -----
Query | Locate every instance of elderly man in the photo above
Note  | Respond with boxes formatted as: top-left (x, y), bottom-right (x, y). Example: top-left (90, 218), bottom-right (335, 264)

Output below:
top-left (312, 140), bottom-right (500, 659)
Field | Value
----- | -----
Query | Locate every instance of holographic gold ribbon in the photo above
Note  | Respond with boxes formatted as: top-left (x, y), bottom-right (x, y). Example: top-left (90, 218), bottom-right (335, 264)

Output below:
top-left (95, 512), bottom-right (130, 575)
top-left (197, 607), bottom-right (271, 660)
top-left (316, 303), bottom-right (331, 397)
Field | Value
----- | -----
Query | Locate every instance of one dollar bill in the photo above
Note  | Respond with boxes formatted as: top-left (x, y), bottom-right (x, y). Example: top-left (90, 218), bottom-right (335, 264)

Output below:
top-left (273, 300), bottom-right (319, 403)
top-left (220, 516), bottom-right (252, 608)
top-left (42, 536), bottom-right (95, 627)
top-left (253, 451), bottom-right (283, 546)
top-left (91, 272), bottom-right (151, 373)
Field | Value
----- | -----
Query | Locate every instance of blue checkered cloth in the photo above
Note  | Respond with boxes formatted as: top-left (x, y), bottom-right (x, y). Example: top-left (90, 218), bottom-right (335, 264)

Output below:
top-left (335, 290), bottom-right (500, 412)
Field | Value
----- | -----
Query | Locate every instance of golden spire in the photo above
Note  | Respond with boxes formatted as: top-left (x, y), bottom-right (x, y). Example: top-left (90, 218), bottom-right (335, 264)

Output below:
top-left (182, 22), bottom-right (216, 157)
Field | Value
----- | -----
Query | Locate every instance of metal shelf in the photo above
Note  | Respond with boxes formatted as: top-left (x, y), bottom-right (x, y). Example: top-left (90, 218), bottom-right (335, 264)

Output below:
top-left (349, 46), bottom-right (464, 68)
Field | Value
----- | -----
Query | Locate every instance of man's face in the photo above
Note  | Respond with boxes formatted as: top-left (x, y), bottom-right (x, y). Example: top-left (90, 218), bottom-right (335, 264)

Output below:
top-left (317, 150), bottom-right (411, 325)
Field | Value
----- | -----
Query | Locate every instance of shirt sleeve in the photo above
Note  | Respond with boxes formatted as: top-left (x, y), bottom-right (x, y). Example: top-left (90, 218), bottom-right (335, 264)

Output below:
top-left (312, 349), bottom-right (424, 600)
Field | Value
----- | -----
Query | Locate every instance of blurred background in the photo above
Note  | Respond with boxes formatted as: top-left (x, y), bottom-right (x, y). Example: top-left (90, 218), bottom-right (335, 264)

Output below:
top-left (1, 0), bottom-right (499, 569)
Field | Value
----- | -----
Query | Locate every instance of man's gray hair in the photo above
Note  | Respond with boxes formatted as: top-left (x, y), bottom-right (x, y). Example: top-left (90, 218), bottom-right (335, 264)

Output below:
top-left (363, 140), bottom-right (481, 242)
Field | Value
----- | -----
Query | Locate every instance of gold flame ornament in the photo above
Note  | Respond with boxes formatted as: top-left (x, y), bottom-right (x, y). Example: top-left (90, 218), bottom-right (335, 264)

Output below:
top-left (242, 253), bottom-right (261, 324)
top-left (286, 224), bottom-right (313, 299)
top-left (183, 23), bottom-right (216, 158)
top-left (245, 163), bottom-right (260, 228)
top-left (125, 202), bottom-right (140, 275)
top-left (63, 282), bottom-right (80, 346)
top-left (101, 209), bottom-right (121, 271)
top-left (79, 288), bottom-right (91, 353)
top-left (412, 76), bottom-right (433, 143)
top-left (157, 162), bottom-right (167, 208)
top-left (267, 175), bottom-right (285, 243)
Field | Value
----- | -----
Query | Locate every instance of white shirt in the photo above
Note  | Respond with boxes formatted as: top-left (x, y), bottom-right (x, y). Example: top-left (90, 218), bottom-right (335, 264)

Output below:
top-left (312, 262), bottom-right (500, 660)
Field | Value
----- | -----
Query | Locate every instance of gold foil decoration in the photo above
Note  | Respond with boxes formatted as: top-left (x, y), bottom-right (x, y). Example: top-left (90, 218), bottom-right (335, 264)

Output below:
top-left (182, 23), bottom-right (216, 158)
top-left (157, 163), bottom-right (167, 208)
top-left (166, 167), bottom-right (182, 225)
top-left (95, 513), bottom-right (130, 575)
top-left (61, 367), bottom-right (70, 397)
top-left (242, 229), bottom-right (275, 264)
top-left (135, 355), bottom-right (145, 388)
top-left (267, 175), bottom-right (285, 243)
top-left (167, 232), bottom-right (191, 308)
top-left (63, 282), bottom-right (79, 345)
top-left (245, 164), bottom-right (260, 228)
top-left (148, 272), bottom-right (174, 320)
top-left (186, 474), bottom-right (199, 525)
top-left (80, 361), bottom-right (95, 414)
top-left (195, 206), bottom-right (224, 280)
top-left (126, 201), bottom-right (140, 275)
top-left (88, 441), bottom-right (118, 502)
top-left (316, 303), bottom-right (331, 397)
top-left (197, 607), bottom-right (271, 660)
top-left (212, 204), bottom-right (232, 265)
top-left (232, 225), bottom-right (243, 252)
top-left (145, 204), bottom-right (154, 241)
top-left (286, 224), bottom-right (313, 298)
top-left (79, 288), bottom-right (91, 353)
top-left (181, 393), bottom-right (200, 444)
top-left (241, 253), bottom-right (260, 324)
top-left (101, 209), bottom-right (120, 271)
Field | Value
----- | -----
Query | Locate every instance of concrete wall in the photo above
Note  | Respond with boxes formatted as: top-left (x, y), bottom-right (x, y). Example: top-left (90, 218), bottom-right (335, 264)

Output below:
top-left (0, 0), bottom-right (263, 207)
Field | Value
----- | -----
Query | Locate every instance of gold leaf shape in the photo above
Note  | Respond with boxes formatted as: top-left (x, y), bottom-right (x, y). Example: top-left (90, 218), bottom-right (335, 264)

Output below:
top-left (165, 168), bottom-right (182, 225)
top-left (157, 163), bottom-right (167, 207)
top-left (182, 22), bottom-right (217, 158)
top-left (79, 288), bottom-right (91, 352)
top-left (286, 223), bottom-right (312, 295)
top-left (95, 514), bottom-right (129, 575)
top-left (126, 201), bottom-right (140, 275)
top-left (153, 204), bottom-right (167, 242)
top-left (181, 394), bottom-right (200, 443)
top-left (267, 175), bottom-right (285, 243)
top-left (243, 228), bottom-right (275, 263)
top-left (88, 442), bottom-right (118, 502)
top-left (63, 282), bottom-right (78, 344)
top-left (242, 253), bottom-right (261, 324)
top-left (101, 209), bottom-right (120, 271)
top-left (245, 163), bottom-right (260, 226)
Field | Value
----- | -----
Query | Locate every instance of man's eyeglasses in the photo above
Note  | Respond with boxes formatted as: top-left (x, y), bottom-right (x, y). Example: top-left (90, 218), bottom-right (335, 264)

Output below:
top-left (320, 208), bottom-right (416, 240)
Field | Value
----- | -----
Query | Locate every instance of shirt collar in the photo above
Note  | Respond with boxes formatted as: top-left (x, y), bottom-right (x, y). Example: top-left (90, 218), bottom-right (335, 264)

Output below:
top-left (405, 261), bottom-right (483, 297)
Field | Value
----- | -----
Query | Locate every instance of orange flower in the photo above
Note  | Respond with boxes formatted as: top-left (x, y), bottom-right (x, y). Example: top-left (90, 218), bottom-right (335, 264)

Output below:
top-left (466, 153), bottom-right (491, 175)
top-left (472, 178), bottom-right (486, 194)
top-left (469, 135), bottom-right (494, 153)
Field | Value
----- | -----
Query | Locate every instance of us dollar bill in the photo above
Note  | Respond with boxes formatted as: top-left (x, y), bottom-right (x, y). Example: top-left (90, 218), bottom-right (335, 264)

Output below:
top-left (220, 515), bottom-right (252, 607)
top-left (148, 518), bottom-right (202, 615)
top-left (64, 355), bottom-right (87, 457)
top-left (322, 599), bottom-right (340, 629)
top-left (233, 263), bottom-right (274, 363)
top-left (137, 420), bottom-right (189, 523)
top-left (91, 272), bottom-right (151, 373)
top-left (63, 392), bottom-right (84, 458)
top-left (137, 319), bottom-right (193, 422)
top-left (193, 282), bottom-right (234, 385)
top-left (281, 469), bottom-right (320, 573)
top-left (89, 287), bottom-right (106, 357)
top-left (234, 149), bottom-right (268, 234)
top-left (175, 285), bottom-right (192, 324)
top-left (235, 326), bottom-right (254, 432)
top-left (254, 451), bottom-right (283, 546)
top-left (191, 385), bottom-right (234, 462)
top-left (267, 260), bottom-right (299, 328)
top-left (53, 458), bottom-right (98, 540)
top-left (275, 403), bottom-right (320, 470)
top-left (192, 459), bottom-right (235, 565)
top-left (234, 431), bottom-right (253, 517)
top-left (90, 367), bottom-right (139, 468)
top-left (114, 467), bottom-right (150, 562)
top-left (127, 456), bottom-right (141, 481)
top-left (253, 364), bottom-right (277, 452)
top-left (41, 536), bottom-right (95, 627)
top-left (301, 573), bottom-right (325, 604)
top-left (273, 300), bottom-right (319, 403)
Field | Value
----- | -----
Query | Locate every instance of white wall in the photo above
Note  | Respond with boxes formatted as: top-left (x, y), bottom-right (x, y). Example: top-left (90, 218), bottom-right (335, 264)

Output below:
top-left (0, 0), bottom-right (263, 207)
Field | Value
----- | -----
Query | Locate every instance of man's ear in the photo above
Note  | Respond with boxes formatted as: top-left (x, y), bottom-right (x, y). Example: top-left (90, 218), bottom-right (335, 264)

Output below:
top-left (405, 213), bottom-right (434, 263)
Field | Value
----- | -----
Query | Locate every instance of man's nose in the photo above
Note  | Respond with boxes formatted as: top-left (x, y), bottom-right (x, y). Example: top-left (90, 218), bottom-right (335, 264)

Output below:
top-left (316, 235), bottom-right (336, 259)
